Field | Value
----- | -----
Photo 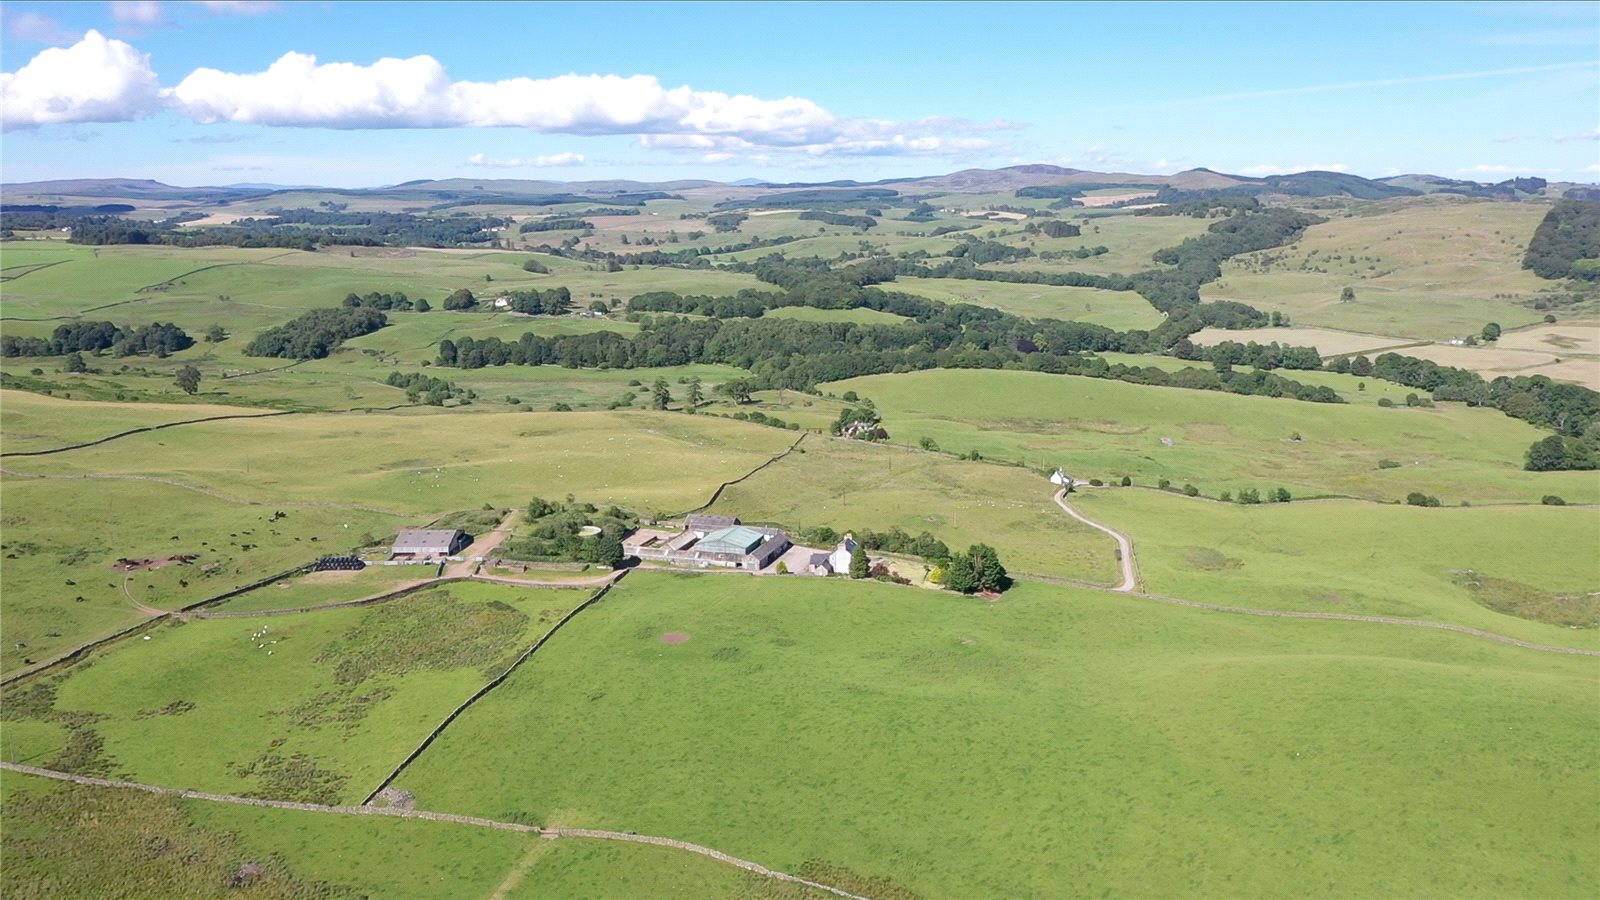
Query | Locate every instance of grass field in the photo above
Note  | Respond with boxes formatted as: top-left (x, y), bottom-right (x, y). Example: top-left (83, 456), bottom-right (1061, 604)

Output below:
top-left (1394, 342), bottom-right (1600, 391)
top-left (763, 305), bottom-right (910, 325)
top-left (891, 275), bottom-right (1162, 329)
top-left (1, 582), bottom-right (589, 804)
top-left (708, 434), bottom-right (1118, 585)
top-left (1201, 199), bottom-right (1558, 338)
top-left (827, 369), bottom-right (1600, 504)
top-left (1073, 487), bottom-right (1600, 650)
top-left (2, 409), bottom-right (802, 517)
top-left (1188, 325), bottom-right (1421, 357)
top-left (985, 212), bottom-right (1213, 276)
top-left (0, 476), bottom-right (406, 676)
top-left (0, 390), bottom-right (267, 453)
top-left (394, 571), bottom-right (1600, 898)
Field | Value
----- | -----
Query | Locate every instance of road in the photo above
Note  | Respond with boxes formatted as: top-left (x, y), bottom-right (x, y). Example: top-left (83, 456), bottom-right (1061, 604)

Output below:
top-left (1053, 488), bottom-right (1137, 592)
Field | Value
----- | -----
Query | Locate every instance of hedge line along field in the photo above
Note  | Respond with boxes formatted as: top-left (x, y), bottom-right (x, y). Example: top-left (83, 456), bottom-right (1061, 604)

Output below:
top-left (0, 582), bottom-right (589, 804)
top-left (708, 434), bottom-right (1119, 585)
top-left (0, 771), bottom-right (827, 899)
top-left (1072, 487), bottom-right (1600, 650)
top-left (0, 476), bottom-right (405, 677)
top-left (2, 409), bottom-right (801, 517)
top-left (827, 369), bottom-right (1600, 504)
top-left (394, 572), bottom-right (1600, 899)
top-left (0, 390), bottom-right (269, 454)
top-left (1200, 198), bottom-right (1557, 339)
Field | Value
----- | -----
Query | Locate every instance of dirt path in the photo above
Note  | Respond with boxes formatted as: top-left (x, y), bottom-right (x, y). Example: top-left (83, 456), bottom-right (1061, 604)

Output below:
top-left (1054, 488), bottom-right (1137, 592)
top-left (446, 510), bottom-right (519, 578)
top-left (119, 574), bottom-right (169, 618)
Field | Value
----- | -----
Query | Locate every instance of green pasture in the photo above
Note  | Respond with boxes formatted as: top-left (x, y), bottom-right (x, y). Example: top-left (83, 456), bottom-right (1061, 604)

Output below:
top-left (985, 212), bottom-right (1213, 276)
top-left (891, 275), bottom-right (1162, 329)
top-left (0, 243), bottom-right (277, 320)
top-left (1, 582), bottom-right (588, 804)
top-left (2, 408), bottom-right (801, 518)
top-left (828, 369), bottom-right (1600, 504)
top-left (763, 305), bottom-right (909, 325)
top-left (1201, 199), bottom-right (1555, 338)
top-left (1092, 353), bottom-right (1424, 405)
top-left (0, 390), bottom-right (264, 453)
top-left (0, 476), bottom-right (404, 676)
top-left (708, 434), bottom-right (1118, 585)
top-left (215, 564), bottom-right (437, 614)
top-left (395, 571), bottom-right (1600, 899)
top-left (1075, 486), bottom-right (1600, 649)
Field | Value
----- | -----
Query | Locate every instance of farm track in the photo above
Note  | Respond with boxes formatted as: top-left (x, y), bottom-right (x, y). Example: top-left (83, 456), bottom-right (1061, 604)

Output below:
top-left (0, 762), bottom-right (870, 900)
top-left (1047, 487), bottom-right (1600, 657)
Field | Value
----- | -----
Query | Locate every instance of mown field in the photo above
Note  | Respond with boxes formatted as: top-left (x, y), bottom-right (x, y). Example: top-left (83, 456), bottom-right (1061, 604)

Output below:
top-left (890, 275), bottom-right (1162, 330)
top-left (827, 369), bottom-right (1600, 504)
top-left (1073, 486), bottom-right (1600, 650)
top-left (708, 434), bottom-right (1118, 585)
top-left (1, 582), bottom-right (588, 804)
top-left (394, 572), bottom-right (1600, 899)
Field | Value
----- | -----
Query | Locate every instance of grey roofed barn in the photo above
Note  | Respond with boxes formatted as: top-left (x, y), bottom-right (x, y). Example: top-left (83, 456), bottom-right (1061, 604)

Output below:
top-left (391, 528), bottom-right (470, 556)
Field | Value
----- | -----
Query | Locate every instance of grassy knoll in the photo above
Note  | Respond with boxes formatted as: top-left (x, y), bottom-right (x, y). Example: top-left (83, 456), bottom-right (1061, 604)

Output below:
top-left (0, 389), bottom-right (267, 453)
top-left (3, 409), bottom-right (801, 517)
top-left (763, 305), bottom-right (910, 325)
top-left (0, 477), bottom-right (405, 676)
top-left (1, 582), bottom-right (588, 803)
top-left (396, 572), bottom-right (1600, 898)
top-left (1201, 198), bottom-right (1557, 338)
top-left (891, 275), bottom-right (1162, 330)
top-left (1074, 486), bottom-right (1600, 650)
top-left (828, 369), bottom-right (1600, 504)
top-left (708, 435), bottom-right (1118, 585)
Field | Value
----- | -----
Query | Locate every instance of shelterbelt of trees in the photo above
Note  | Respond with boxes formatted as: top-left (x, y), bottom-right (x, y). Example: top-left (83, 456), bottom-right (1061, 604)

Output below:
top-left (0, 321), bottom-right (192, 358)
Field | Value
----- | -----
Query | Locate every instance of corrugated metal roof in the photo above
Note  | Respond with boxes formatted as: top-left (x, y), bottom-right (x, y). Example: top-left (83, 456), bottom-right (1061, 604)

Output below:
top-left (393, 529), bottom-right (464, 549)
top-left (697, 525), bottom-right (767, 554)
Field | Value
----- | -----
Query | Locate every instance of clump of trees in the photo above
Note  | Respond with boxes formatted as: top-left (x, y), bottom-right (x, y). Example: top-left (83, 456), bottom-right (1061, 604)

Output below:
top-left (384, 371), bottom-right (473, 405)
top-left (1, 321), bottom-right (193, 358)
top-left (244, 307), bottom-right (386, 359)
top-left (499, 497), bottom-right (634, 569)
top-left (799, 210), bottom-right (877, 229)
top-left (942, 544), bottom-right (1009, 595)
top-left (1523, 199), bottom-right (1600, 280)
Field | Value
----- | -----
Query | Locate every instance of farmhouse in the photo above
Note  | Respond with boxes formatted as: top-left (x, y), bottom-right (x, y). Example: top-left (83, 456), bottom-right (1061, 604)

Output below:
top-left (391, 528), bottom-right (470, 559)
top-left (626, 516), bottom-right (792, 571)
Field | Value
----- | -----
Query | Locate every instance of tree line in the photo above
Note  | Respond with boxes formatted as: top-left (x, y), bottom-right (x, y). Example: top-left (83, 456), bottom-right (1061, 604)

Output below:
top-left (243, 307), bottom-right (387, 359)
top-left (1523, 200), bottom-right (1600, 280)
top-left (1, 321), bottom-right (192, 358)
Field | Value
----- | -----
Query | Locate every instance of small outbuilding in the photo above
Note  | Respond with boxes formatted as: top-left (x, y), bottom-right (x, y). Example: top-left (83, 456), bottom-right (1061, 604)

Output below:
top-left (391, 528), bottom-right (470, 558)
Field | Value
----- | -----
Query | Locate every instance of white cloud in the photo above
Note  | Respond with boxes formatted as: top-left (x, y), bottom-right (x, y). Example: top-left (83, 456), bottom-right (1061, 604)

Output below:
top-left (466, 151), bottom-right (585, 168)
top-left (1237, 163), bottom-right (1350, 176)
top-left (164, 50), bottom-right (995, 156)
top-left (1582, 163), bottom-right (1600, 173)
top-left (6, 12), bottom-right (78, 43)
top-left (110, 1), bottom-right (165, 25)
top-left (0, 30), bottom-right (162, 130)
top-left (196, 1), bottom-right (279, 13)
top-left (1554, 127), bottom-right (1599, 142)
top-left (1492, 134), bottom-right (1520, 143)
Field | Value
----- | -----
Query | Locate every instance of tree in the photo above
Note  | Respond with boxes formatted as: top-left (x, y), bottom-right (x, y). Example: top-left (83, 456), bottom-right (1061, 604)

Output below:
top-left (1406, 492), bottom-right (1441, 507)
top-left (593, 535), bottom-right (625, 569)
top-left (943, 554), bottom-right (977, 593)
top-left (414, 298), bottom-right (431, 312)
top-left (1120, 475), bottom-right (1132, 487)
top-left (715, 379), bottom-right (753, 404)
top-left (919, 436), bottom-right (939, 451)
top-left (175, 365), bottom-right (202, 395)
top-left (651, 377), bottom-right (672, 410)
top-left (1339, 286), bottom-right (1356, 303)
top-left (1271, 487), bottom-right (1292, 503)
top-left (1481, 322), bottom-right (1502, 342)
top-left (523, 258), bottom-right (549, 274)
top-left (204, 324), bottom-right (227, 343)
top-left (63, 351), bottom-right (87, 373)
top-left (848, 544), bottom-right (870, 579)
top-left (685, 376), bottom-right (704, 412)
top-left (1349, 355), bottom-right (1373, 377)
top-left (443, 288), bottom-right (477, 310)
top-left (970, 544), bottom-right (1009, 592)
top-left (775, 560), bottom-right (789, 575)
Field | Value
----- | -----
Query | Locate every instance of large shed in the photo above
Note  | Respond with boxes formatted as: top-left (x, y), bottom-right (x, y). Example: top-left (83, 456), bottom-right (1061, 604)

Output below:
top-left (391, 529), bottom-right (470, 558)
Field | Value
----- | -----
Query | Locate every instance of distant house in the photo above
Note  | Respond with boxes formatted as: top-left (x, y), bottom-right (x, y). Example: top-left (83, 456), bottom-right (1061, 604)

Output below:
top-left (391, 528), bottom-right (470, 559)
top-left (842, 421), bottom-right (889, 441)
top-left (1049, 468), bottom-right (1073, 487)
top-left (828, 534), bottom-right (858, 572)
top-left (490, 296), bottom-right (513, 310)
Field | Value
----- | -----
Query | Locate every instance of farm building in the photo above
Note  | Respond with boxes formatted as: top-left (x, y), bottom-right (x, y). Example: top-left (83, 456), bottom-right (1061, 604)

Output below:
top-left (625, 516), bottom-right (792, 571)
top-left (391, 528), bottom-right (470, 559)
top-left (828, 534), bottom-right (858, 572)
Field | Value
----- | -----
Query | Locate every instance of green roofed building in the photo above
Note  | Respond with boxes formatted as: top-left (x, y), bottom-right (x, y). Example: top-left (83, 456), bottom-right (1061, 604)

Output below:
top-left (624, 517), bottom-right (792, 571)
top-left (697, 526), bottom-right (770, 556)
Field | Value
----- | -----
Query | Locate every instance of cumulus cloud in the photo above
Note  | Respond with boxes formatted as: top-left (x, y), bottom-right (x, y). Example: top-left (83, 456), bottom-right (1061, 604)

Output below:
top-left (0, 30), bottom-right (162, 130)
top-left (466, 151), bottom-right (585, 168)
top-left (1237, 163), bottom-right (1350, 176)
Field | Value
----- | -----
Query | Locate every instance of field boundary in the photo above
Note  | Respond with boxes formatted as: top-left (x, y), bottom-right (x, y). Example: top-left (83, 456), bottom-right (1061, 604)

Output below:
top-left (359, 573), bottom-right (628, 805)
top-left (0, 762), bottom-right (870, 899)
top-left (0, 410), bottom-right (296, 458)
top-left (675, 431), bottom-right (808, 516)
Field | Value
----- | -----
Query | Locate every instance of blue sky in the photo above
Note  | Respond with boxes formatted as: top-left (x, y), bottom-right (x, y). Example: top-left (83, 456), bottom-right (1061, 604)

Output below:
top-left (2, 0), bottom-right (1596, 186)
